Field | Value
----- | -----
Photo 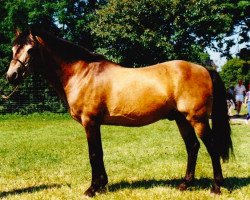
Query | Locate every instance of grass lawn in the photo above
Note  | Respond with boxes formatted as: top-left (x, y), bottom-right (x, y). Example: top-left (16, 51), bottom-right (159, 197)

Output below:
top-left (0, 113), bottom-right (249, 199)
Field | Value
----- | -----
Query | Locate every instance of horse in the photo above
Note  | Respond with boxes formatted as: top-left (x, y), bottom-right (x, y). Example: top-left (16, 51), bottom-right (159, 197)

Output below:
top-left (6, 28), bottom-right (233, 197)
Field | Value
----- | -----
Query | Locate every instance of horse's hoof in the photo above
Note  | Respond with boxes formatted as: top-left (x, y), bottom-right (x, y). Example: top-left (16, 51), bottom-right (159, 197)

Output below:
top-left (178, 178), bottom-right (194, 191)
top-left (97, 186), bottom-right (107, 194)
top-left (84, 186), bottom-right (107, 197)
top-left (178, 182), bottom-right (188, 191)
top-left (210, 185), bottom-right (221, 195)
top-left (84, 187), bottom-right (96, 197)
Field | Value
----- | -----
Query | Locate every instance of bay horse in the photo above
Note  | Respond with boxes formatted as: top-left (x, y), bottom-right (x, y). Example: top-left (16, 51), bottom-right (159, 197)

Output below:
top-left (6, 29), bottom-right (233, 197)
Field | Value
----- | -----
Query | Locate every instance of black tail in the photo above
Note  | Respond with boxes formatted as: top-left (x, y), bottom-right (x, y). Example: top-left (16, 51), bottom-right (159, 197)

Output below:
top-left (209, 70), bottom-right (233, 162)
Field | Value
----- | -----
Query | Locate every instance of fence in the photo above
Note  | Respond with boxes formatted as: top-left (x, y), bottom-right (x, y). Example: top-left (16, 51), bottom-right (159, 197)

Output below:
top-left (0, 78), bottom-right (67, 114)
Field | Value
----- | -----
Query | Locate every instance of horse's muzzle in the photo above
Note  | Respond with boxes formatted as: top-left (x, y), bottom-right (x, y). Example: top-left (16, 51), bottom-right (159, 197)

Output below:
top-left (6, 69), bottom-right (23, 86)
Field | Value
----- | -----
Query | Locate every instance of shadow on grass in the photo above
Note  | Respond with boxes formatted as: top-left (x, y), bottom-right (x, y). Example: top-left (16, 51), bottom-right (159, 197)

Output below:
top-left (109, 177), bottom-right (250, 192)
top-left (0, 183), bottom-right (70, 198)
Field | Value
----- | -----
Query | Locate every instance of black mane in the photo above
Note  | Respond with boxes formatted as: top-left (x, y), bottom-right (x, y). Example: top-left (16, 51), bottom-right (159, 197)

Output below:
top-left (14, 29), bottom-right (106, 63)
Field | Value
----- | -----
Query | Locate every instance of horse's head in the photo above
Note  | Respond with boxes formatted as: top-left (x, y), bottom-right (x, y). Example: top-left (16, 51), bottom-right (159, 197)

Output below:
top-left (6, 29), bottom-right (38, 85)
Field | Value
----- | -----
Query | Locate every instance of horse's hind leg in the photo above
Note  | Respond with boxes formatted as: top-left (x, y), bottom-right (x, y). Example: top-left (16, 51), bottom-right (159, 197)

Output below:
top-left (175, 113), bottom-right (200, 190)
top-left (193, 120), bottom-right (223, 194)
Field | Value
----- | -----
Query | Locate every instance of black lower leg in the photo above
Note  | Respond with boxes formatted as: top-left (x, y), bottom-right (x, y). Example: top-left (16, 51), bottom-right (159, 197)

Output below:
top-left (176, 115), bottom-right (200, 191)
top-left (179, 141), bottom-right (200, 190)
top-left (201, 134), bottom-right (223, 194)
top-left (84, 125), bottom-right (108, 197)
top-left (84, 156), bottom-right (108, 197)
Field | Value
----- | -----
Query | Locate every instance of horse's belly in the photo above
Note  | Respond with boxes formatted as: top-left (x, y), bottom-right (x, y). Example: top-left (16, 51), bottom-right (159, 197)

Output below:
top-left (102, 112), bottom-right (167, 127)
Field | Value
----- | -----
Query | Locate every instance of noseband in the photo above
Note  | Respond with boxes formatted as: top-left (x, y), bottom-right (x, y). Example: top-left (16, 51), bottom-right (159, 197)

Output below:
top-left (12, 58), bottom-right (28, 68)
top-left (12, 57), bottom-right (33, 74)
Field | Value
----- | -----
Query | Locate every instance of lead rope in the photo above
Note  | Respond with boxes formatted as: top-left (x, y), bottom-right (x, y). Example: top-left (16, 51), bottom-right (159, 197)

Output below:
top-left (0, 85), bottom-right (19, 100)
top-left (0, 73), bottom-right (19, 100)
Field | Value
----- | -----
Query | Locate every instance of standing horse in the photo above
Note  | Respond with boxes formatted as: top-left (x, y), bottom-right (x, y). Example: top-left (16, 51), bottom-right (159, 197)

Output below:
top-left (6, 29), bottom-right (232, 197)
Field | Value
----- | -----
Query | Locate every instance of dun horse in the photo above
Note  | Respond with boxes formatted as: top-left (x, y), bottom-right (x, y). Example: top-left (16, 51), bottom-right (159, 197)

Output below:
top-left (6, 29), bottom-right (233, 196)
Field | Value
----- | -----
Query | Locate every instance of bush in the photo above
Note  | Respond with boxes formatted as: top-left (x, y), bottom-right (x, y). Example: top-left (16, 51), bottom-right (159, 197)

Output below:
top-left (220, 58), bottom-right (250, 88)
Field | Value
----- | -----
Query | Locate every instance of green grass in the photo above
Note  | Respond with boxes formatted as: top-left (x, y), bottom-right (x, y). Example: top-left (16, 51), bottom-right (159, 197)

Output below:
top-left (0, 113), bottom-right (249, 199)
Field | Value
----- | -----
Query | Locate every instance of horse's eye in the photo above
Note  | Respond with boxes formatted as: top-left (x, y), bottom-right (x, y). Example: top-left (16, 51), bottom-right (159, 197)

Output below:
top-left (27, 48), bottom-right (35, 56)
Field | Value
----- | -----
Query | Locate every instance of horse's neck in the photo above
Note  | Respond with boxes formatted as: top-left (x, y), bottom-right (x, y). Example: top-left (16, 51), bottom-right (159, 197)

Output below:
top-left (37, 34), bottom-right (107, 107)
top-left (38, 46), bottom-right (70, 107)
top-left (40, 43), bottom-right (89, 108)
top-left (44, 66), bottom-right (69, 107)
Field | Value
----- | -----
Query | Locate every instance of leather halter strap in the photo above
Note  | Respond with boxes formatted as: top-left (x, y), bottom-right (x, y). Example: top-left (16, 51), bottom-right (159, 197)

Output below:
top-left (12, 58), bottom-right (29, 70)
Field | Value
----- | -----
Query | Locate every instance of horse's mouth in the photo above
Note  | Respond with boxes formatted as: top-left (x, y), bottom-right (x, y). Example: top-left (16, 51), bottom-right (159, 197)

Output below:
top-left (6, 73), bottom-right (23, 86)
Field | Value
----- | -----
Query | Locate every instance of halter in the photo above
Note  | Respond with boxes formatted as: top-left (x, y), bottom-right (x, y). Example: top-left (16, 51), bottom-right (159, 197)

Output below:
top-left (12, 58), bottom-right (29, 70)
top-left (0, 55), bottom-right (35, 100)
top-left (13, 57), bottom-right (34, 75)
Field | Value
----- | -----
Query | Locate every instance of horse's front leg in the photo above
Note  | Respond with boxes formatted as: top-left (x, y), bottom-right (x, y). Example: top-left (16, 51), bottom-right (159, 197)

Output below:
top-left (84, 123), bottom-right (108, 197)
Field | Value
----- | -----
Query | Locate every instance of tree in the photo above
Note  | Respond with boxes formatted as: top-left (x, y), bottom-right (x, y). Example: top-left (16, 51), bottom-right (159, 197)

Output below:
top-left (89, 0), bottom-right (250, 66)
top-left (216, 1), bottom-right (250, 58)
top-left (0, 0), bottom-right (249, 113)
top-left (220, 58), bottom-right (250, 88)
top-left (238, 48), bottom-right (250, 61)
top-left (53, 0), bottom-right (107, 50)
top-left (0, 0), bottom-right (107, 114)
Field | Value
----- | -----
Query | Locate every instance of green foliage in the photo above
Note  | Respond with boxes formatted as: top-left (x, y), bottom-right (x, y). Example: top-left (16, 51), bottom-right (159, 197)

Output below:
top-left (90, 0), bottom-right (249, 66)
top-left (0, 0), bottom-right (109, 114)
top-left (0, 0), bottom-right (249, 113)
top-left (220, 58), bottom-right (250, 88)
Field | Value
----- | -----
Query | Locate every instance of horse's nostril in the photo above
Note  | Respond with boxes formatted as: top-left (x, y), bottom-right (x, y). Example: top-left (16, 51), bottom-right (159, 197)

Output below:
top-left (12, 72), bottom-right (18, 79)
top-left (7, 71), bottom-right (18, 82)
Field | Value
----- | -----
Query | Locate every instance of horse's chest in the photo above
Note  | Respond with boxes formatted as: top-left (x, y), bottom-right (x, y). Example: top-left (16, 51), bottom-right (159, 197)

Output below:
top-left (68, 91), bottom-right (104, 124)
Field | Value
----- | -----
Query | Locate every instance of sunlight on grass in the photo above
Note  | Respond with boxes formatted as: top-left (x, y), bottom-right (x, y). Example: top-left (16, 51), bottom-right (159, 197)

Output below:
top-left (0, 113), bottom-right (249, 199)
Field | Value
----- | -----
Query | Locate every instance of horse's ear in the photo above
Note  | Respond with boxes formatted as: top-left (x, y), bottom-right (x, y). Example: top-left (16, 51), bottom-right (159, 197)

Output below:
top-left (15, 28), bottom-right (21, 37)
